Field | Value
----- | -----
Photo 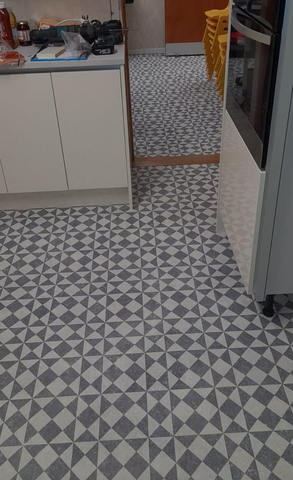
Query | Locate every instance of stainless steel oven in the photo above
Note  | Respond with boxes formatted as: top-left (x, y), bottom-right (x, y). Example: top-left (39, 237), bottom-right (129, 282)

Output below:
top-left (227, 6), bottom-right (282, 168)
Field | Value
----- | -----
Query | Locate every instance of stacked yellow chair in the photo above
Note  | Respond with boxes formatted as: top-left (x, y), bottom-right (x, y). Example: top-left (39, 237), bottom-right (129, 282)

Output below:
top-left (203, 5), bottom-right (229, 82)
top-left (215, 34), bottom-right (228, 100)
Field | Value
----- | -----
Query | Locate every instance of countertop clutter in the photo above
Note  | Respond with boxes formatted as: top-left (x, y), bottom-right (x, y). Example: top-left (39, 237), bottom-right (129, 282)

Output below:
top-left (0, 7), bottom-right (125, 69)
top-left (0, 44), bottom-right (125, 74)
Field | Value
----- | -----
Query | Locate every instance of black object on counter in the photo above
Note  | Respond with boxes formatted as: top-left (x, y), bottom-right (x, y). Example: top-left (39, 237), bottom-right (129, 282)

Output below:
top-left (92, 38), bottom-right (114, 55)
top-left (30, 19), bottom-right (123, 46)
top-left (104, 20), bottom-right (123, 44)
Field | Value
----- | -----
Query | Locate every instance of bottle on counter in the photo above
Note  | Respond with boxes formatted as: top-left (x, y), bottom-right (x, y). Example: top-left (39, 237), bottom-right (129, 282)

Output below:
top-left (17, 20), bottom-right (32, 46)
top-left (7, 7), bottom-right (19, 47)
top-left (0, 1), bottom-right (14, 48)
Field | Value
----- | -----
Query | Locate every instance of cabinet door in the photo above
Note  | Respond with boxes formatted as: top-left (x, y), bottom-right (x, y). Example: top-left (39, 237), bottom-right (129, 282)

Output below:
top-left (0, 74), bottom-right (67, 193)
top-left (52, 70), bottom-right (128, 190)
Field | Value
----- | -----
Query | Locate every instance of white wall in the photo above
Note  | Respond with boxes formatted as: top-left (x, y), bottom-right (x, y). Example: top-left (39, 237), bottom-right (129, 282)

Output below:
top-left (126, 0), bottom-right (165, 53)
top-left (7, 0), bottom-right (118, 23)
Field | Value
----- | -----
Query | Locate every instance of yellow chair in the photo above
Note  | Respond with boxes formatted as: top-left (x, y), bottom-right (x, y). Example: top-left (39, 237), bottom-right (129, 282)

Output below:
top-left (205, 6), bottom-right (229, 21)
top-left (215, 34), bottom-right (228, 77)
top-left (203, 4), bottom-right (229, 81)
top-left (211, 19), bottom-right (228, 67)
top-left (215, 34), bottom-right (228, 101)
top-left (203, 28), bottom-right (215, 80)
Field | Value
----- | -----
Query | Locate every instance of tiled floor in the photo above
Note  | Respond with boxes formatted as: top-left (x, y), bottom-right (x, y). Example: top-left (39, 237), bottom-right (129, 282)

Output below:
top-left (129, 54), bottom-right (223, 158)
top-left (1, 165), bottom-right (293, 480)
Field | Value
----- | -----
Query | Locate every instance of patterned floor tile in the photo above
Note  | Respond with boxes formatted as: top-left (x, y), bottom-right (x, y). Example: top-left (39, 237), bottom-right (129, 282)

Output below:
top-left (147, 391), bottom-right (173, 438)
top-left (97, 438), bottom-right (150, 480)
top-left (101, 354), bottom-right (146, 396)
top-left (149, 437), bottom-right (177, 479)
top-left (175, 435), bottom-right (230, 480)
top-left (0, 165), bottom-right (293, 480)
top-left (130, 54), bottom-right (222, 157)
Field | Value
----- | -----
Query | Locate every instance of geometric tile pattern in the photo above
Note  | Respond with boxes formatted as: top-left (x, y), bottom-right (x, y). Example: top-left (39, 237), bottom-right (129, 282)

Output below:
top-left (0, 165), bottom-right (293, 480)
top-left (129, 54), bottom-right (223, 157)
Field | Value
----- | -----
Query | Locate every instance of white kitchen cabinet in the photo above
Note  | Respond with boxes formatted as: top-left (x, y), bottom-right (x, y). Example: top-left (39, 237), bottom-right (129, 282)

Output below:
top-left (52, 70), bottom-right (128, 190)
top-left (0, 73), bottom-right (68, 193)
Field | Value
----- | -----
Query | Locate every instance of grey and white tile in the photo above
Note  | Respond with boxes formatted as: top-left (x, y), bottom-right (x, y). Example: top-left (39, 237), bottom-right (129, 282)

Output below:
top-left (0, 165), bottom-right (293, 479)
top-left (130, 54), bottom-right (223, 158)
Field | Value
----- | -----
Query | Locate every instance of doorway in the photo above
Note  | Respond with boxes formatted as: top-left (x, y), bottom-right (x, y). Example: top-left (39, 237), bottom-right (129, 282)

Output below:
top-left (129, 54), bottom-right (222, 159)
top-left (124, 0), bottom-right (227, 166)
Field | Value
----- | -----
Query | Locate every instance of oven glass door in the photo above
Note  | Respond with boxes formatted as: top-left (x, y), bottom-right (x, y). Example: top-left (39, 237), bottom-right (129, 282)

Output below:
top-left (227, 8), bottom-right (276, 168)
top-left (234, 0), bottom-right (285, 31)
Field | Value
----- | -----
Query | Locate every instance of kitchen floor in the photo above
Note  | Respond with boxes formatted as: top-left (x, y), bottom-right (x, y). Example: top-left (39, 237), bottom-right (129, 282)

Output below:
top-left (129, 54), bottom-right (223, 158)
top-left (1, 165), bottom-right (293, 480)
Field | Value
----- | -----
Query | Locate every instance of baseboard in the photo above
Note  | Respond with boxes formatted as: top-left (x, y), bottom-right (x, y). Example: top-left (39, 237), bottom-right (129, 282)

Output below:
top-left (133, 154), bottom-right (220, 167)
top-left (0, 187), bottom-right (129, 211)
top-left (129, 48), bottom-right (166, 55)
top-left (166, 42), bottom-right (204, 56)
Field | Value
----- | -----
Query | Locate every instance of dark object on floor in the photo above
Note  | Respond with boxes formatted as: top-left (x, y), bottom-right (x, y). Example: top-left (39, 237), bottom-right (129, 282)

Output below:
top-left (263, 294), bottom-right (275, 317)
top-left (235, 76), bottom-right (243, 87)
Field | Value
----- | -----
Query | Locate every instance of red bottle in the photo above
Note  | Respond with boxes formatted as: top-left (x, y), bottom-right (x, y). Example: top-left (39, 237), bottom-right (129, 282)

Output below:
top-left (0, 1), bottom-right (14, 48)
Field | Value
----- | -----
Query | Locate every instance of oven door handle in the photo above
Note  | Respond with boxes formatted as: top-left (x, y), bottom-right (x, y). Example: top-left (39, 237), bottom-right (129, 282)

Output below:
top-left (232, 9), bottom-right (272, 45)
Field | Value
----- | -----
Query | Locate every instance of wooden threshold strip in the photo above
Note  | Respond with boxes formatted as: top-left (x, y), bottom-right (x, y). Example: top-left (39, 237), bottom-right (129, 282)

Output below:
top-left (133, 154), bottom-right (220, 167)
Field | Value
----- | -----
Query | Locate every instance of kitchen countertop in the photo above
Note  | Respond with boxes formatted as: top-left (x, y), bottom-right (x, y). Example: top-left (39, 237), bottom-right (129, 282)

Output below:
top-left (0, 44), bottom-right (125, 74)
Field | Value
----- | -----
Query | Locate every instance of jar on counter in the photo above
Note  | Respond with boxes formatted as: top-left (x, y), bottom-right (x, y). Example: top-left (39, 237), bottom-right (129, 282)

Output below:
top-left (17, 20), bottom-right (32, 46)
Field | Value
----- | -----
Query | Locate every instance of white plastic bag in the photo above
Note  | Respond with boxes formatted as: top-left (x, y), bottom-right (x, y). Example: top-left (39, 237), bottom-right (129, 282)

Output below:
top-left (61, 31), bottom-right (91, 57)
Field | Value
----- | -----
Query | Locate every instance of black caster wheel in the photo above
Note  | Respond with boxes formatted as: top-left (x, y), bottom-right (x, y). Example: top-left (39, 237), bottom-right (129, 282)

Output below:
top-left (262, 295), bottom-right (275, 318)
